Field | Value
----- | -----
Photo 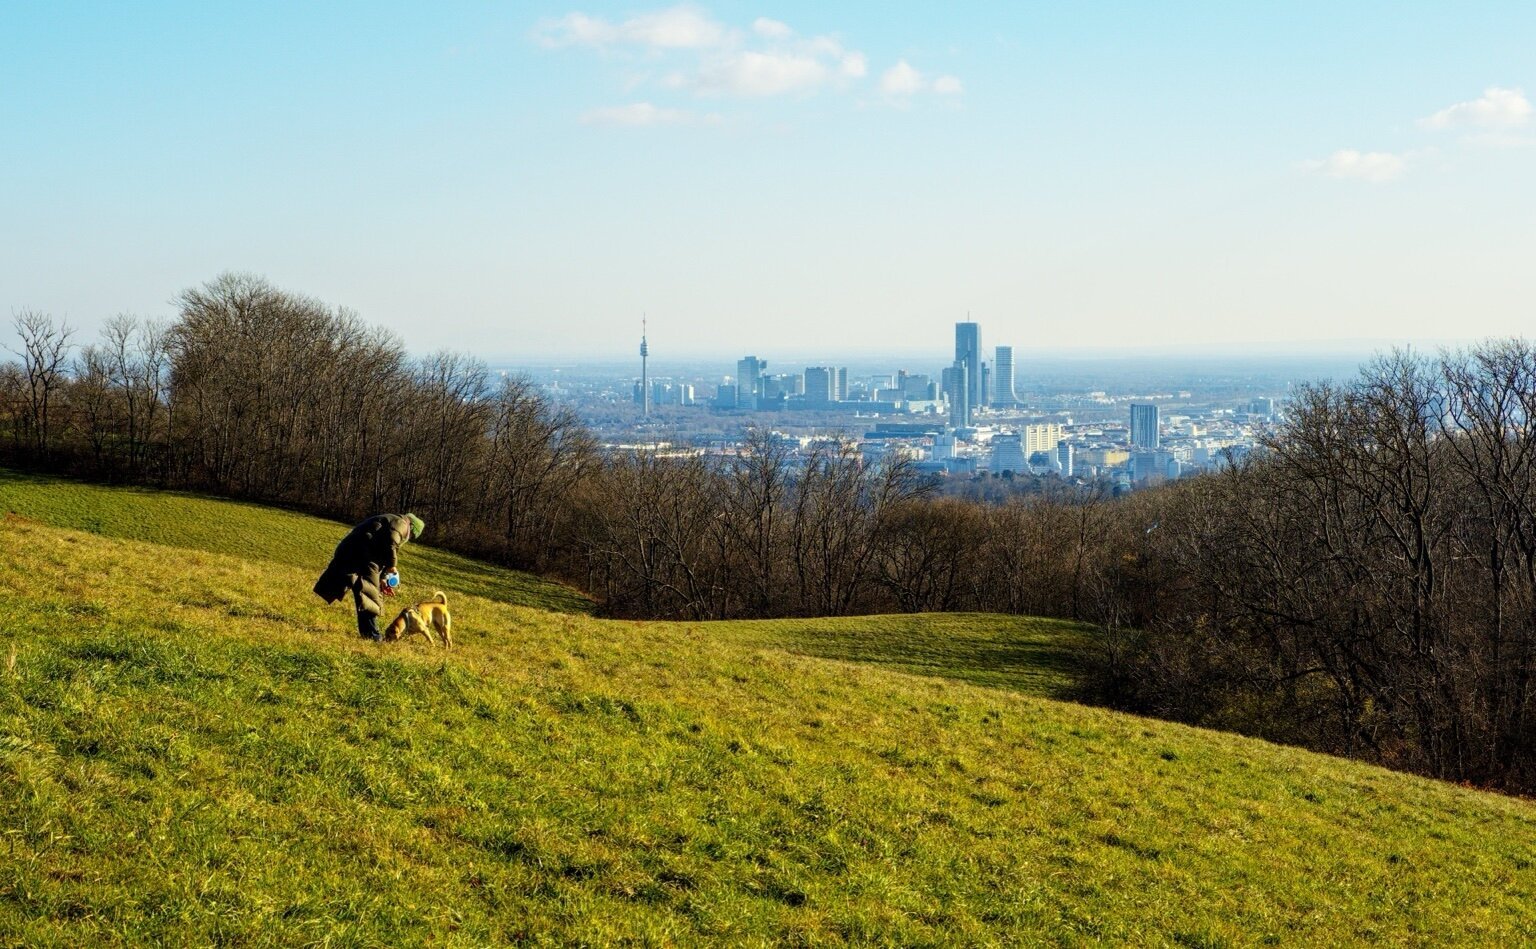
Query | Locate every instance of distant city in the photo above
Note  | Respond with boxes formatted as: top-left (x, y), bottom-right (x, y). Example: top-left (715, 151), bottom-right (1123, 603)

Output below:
top-left (494, 319), bottom-right (1366, 493)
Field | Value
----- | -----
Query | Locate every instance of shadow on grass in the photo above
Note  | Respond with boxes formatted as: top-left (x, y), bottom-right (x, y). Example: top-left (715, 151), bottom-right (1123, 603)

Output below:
top-left (714, 614), bottom-right (1097, 700)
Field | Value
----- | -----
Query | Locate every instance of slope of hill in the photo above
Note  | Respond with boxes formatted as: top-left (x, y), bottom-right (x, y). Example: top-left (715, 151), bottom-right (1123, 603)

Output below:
top-left (1, 494), bottom-right (1534, 943)
top-left (0, 472), bottom-right (1089, 698)
top-left (0, 470), bottom-right (591, 613)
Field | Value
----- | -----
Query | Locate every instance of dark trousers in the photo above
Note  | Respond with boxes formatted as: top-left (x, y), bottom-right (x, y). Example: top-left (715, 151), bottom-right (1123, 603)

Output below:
top-left (351, 563), bottom-right (384, 639)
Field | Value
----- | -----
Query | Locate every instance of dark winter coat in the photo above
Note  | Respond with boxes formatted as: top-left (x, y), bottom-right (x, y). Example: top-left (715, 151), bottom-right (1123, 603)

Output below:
top-left (313, 514), bottom-right (413, 604)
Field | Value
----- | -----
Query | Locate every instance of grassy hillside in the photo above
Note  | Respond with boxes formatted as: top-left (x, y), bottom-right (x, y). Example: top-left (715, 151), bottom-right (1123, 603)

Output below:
top-left (2, 512), bottom-right (1535, 943)
top-left (0, 471), bottom-right (1088, 699)
top-left (0, 470), bottom-right (591, 613)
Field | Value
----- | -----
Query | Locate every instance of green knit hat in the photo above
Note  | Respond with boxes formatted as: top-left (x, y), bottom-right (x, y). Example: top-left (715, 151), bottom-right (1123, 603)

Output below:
top-left (406, 513), bottom-right (425, 540)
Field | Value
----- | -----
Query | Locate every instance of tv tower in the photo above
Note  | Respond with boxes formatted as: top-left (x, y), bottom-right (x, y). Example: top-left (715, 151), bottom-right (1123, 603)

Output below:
top-left (640, 314), bottom-right (650, 417)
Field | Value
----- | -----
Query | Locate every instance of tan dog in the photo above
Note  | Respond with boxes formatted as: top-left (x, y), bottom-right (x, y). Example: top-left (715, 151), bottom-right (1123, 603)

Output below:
top-left (383, 591), bottom-right (453, 647)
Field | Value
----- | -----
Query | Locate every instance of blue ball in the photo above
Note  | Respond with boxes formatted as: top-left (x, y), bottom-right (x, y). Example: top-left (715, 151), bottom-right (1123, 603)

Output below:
top-left (385, 573), bottom-right (399, 588)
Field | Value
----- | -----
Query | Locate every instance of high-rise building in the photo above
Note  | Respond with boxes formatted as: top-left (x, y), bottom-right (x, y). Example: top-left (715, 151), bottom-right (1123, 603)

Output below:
top-left (1022, 423), bottom-right (1064, 455)
top-left (954, 322), bottom-right (981, 411)
top-left (1130, 403), bottom-right (1160, 449)
top-left (804, 367), bottom-right (835, 404)
top-left (736, 356), bottom-right (766, 410)
top-left (835, 367), bottom-right (849, 401)
top-left (650, 381), bottom-right (694, 407)
top-left (990, 434), bottom-right (1027, 474)
top-left (1131, 448), bottom-right (1175, 483)
top-left (980, 362), bottom-right (991, 410)
top-left (942, 363), bottom-right (970, 428)
top-left (994, 345), bottom-right (1019, 406)
top-left (1056, 440), bottom-right (1074, 477)
top-left (900, 373), bottom-right (935, 401)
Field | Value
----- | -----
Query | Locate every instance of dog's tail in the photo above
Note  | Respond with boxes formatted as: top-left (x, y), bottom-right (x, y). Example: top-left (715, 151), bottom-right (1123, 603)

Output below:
top-left (432, 591), bottom-right (448, 604)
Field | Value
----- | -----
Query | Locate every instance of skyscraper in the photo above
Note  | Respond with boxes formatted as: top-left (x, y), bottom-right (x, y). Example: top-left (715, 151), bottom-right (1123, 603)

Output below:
top-left (1130, 403), bottom-right (1160, 449)
top-left (990, 434), bottom-right (1026, 474)
top-left (804, 367), bottom-right (834, 404)
top-left (736, 356), bottom-right (766, 410)
top-left (994, 345), bottom-right (1018, 406)
top-left (1056, 440), bottom-right (1074, 477)
top-left (942, 364), bottom-right (970, 428)
top-left (954, 322), bottom-right (981, 412)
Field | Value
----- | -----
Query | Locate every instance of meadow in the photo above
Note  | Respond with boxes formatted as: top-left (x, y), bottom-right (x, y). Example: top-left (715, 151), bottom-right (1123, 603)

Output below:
top-left (0, 470), bottom-right (591, 613)
top-left (1, 474), bottom-right (1534, 944)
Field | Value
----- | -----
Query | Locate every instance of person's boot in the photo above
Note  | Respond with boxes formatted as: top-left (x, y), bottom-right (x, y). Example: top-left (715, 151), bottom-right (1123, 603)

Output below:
top-left (357, 613), bottom-right (382, 642)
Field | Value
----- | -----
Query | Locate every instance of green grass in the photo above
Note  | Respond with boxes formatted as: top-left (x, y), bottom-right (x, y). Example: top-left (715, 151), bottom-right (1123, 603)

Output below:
top-left (718, 613), bottom-right (1090, 698)
top-left (2, 510), bottom-right (1535, 944)
top-left (0, 470), bottom-right (1088, 701)
top-left (0, 469), bottom-right (591, 613)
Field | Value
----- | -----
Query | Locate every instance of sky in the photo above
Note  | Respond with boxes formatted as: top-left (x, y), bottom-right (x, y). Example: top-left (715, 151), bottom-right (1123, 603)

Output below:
top-left (2, 1), bottom-right (1533, 362)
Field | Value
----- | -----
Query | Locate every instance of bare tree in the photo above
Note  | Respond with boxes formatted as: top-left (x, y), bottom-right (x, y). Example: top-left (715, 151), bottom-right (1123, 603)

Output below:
top-left (878, 498), bottom-right (978, 612)
top-left (7, 311), bottom-right (74, 460)
top-left (71, 345), bottom-right (115, 469)
top-left (718, 428), bottom-right (794, 616)
top-left (100, 314), bottom-right (170, 477)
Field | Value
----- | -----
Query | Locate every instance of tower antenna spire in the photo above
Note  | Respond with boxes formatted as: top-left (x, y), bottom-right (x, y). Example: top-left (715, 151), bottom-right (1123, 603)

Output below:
top-left (640, 313), bottom-right (650, 418)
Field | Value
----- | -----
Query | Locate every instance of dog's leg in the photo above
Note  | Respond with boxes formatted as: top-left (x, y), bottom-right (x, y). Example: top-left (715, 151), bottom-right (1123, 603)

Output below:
top-left (439, 612), bottom-right (453, 648)
top-left (415, 613), bottom-right (438, 646)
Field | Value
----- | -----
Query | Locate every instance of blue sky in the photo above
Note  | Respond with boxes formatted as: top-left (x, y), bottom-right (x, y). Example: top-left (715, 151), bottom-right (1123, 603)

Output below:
top-left (2, 2), bottom-right (1533, 360)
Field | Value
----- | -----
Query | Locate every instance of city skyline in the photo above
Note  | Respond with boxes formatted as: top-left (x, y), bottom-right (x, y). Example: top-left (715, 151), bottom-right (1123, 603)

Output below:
top-left (4, 3), bottom-right (1534, 358)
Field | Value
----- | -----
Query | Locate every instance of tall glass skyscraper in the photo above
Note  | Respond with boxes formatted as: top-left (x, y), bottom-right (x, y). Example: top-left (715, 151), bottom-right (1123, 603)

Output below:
top-left (994, 345), bottom-right (1018, 406)
top-left (736, 356), bottom-right (766, 410)
top-left (954, 322), bottom-right (982, 412)
top-left (942, 364), bottom-right (969, 428)
top-left (1130, 402), bottom-right (1160, 449)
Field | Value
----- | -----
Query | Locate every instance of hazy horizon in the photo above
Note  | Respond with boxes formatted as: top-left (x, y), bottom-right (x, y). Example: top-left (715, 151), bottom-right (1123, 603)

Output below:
top-left (484, 335), bottom-right (1489, 365)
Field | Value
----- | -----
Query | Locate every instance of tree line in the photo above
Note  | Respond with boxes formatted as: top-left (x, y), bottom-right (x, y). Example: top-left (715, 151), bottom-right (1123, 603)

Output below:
top-left (1106, 345), bottom-right (1536, 793)
top-left (7, 274), bottom-right (1536, 791)
top-left (2, 274), bottom-right (593, 571)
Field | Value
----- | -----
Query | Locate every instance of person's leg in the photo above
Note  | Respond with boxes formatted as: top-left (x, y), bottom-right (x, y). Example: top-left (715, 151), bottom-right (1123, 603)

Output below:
top-left (352, 565), bottom-right (383, 640)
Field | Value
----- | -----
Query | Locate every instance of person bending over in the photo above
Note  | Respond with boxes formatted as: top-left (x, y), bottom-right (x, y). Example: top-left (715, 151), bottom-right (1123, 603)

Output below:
top-left (313, 512), bottom-right (425, 641)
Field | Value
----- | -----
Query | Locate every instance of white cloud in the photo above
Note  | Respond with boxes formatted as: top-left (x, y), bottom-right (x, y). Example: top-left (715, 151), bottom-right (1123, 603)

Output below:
top-left (542, 7), bottom-right (967, 109)
top-left (538, 5), bottom-right (728, 50)
top-left (695, 51), bottom-right (829, 97)
top-left (752, 17), bottom-right (792, 40)
top-left (881, 60), bottom-right (924, 95)
top-left (1303, 149), bottom-right (1407, 182)
top-left (1420, 86), bottom-right (1532, 130)
top-left (537, 12), bottom-right (616, 47)
top-left (806, 35), bottom-right (843, 58)
top-left (579, 102), bottom-right (719, 127)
